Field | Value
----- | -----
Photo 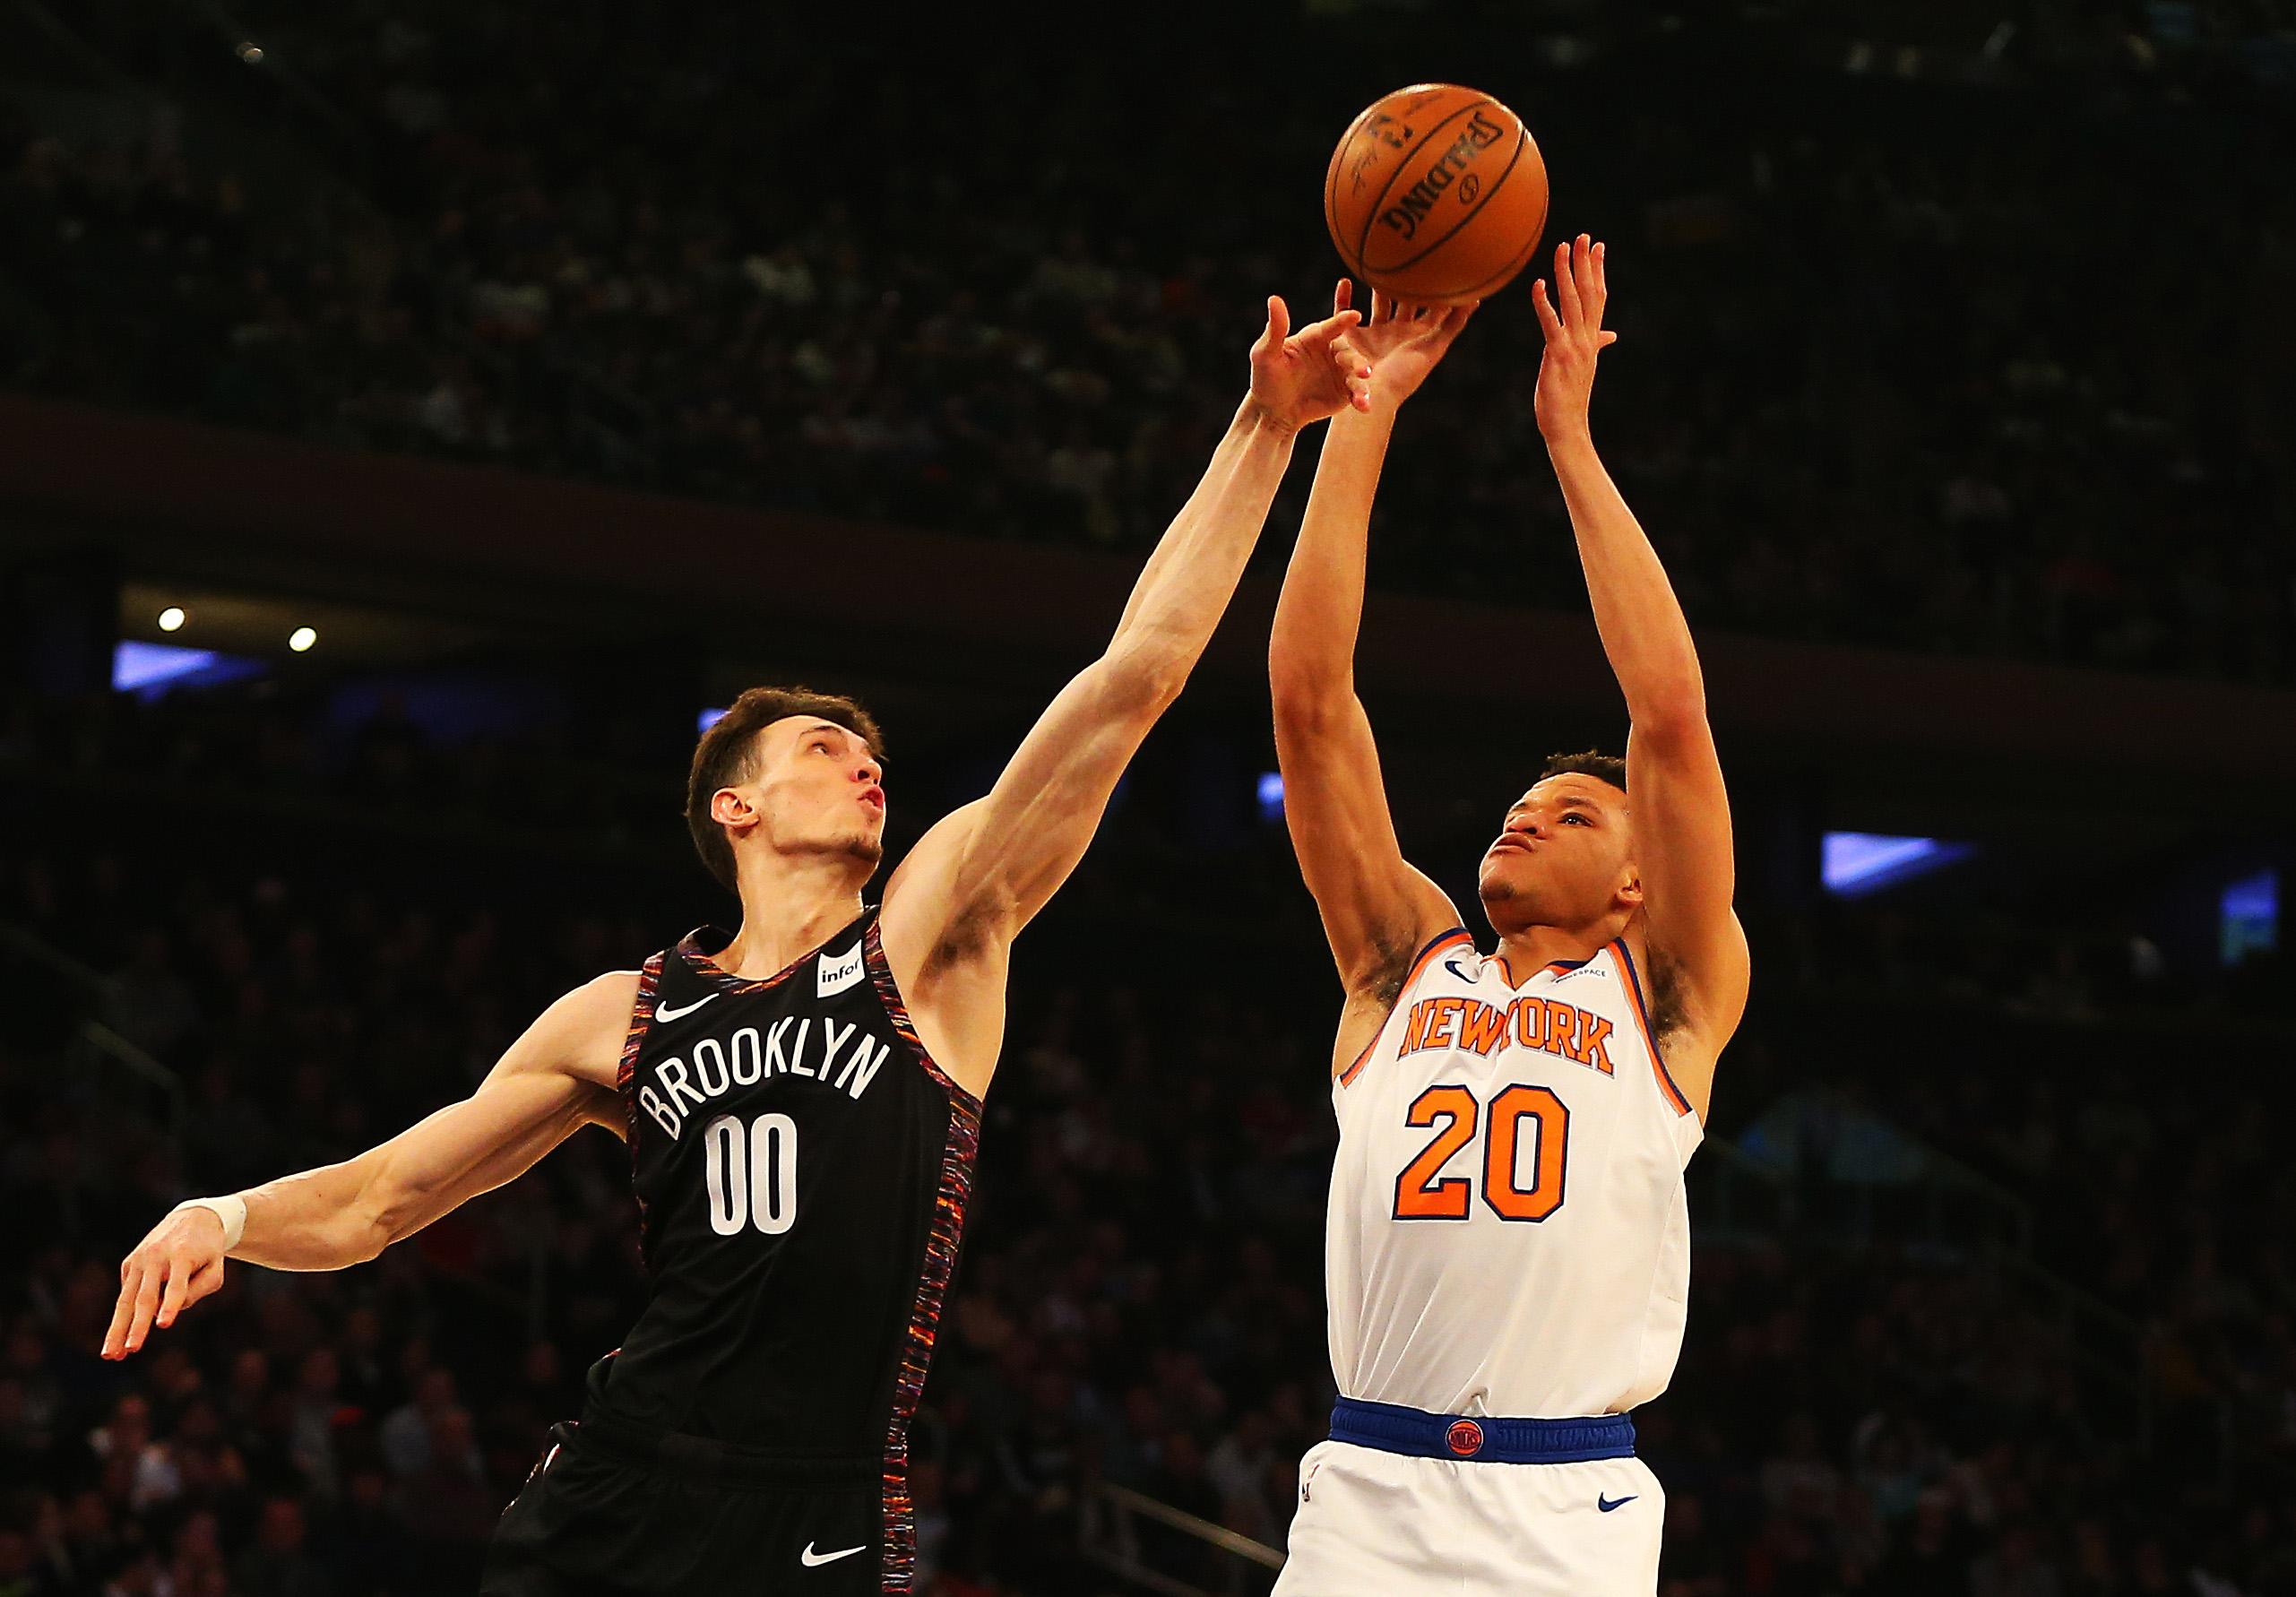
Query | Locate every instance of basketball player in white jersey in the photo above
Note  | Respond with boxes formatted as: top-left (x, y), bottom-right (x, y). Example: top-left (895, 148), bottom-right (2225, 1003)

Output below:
top-left (1265, 237), bottom-right (1750, 1595)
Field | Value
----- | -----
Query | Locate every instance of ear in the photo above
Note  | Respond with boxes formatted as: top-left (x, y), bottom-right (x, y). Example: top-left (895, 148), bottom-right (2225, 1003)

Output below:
top-left (709, 787), bottom-right (760, 840)
top-left (1614, 867), bottom-right (1645, 912)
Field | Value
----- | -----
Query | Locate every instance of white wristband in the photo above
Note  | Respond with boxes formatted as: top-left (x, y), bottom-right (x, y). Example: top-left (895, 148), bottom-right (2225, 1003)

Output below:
top-left (173, 1196), bottom-right (247, 1253)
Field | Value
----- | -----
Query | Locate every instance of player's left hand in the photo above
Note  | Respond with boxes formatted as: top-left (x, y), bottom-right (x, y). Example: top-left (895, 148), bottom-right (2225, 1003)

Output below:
top-left (1247, 296), bottom-right (1372, 435)
top-left (1531, 235), bottom-right (1619, 445)
top-left (1333, 281), bottom-right (1475, 410)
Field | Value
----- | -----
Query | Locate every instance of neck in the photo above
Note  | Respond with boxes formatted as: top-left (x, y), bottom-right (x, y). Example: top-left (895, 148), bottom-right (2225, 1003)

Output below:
top-left (721, 852), bottom-right (871, 978)
top-left (1492, 914), bottom-right (1632, 974)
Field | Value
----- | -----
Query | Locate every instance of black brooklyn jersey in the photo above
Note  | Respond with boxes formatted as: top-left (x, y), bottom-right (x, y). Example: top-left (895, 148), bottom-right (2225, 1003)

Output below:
top-left (594, 907), bottom-right (980, 1467)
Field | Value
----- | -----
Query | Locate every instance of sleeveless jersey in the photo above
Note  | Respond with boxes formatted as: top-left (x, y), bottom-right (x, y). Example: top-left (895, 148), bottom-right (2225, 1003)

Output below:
top-left (594, 907), bottom-right (980, 1463)
top-left (1325, 928), bottom-right (1701, 1419)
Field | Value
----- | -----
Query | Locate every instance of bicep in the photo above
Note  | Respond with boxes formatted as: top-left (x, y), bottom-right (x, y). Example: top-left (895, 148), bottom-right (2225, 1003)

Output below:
top-left (893, 659), bottom-right (1164, 945)
top-left (365, 979), bottom-right (626, 1243)
top-left (1273, 691), bottom-right (1458, 994)
top-left (1626, 719), bottom-right (1750, 1047)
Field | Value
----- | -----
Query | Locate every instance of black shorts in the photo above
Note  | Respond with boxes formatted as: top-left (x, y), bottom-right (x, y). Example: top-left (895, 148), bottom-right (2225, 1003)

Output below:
top-left (482, 1416), bottom-right (904, 1596)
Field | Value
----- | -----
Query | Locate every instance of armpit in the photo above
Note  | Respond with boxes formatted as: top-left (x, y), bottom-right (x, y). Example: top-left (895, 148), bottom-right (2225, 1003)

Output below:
top-left (1644, 942), bottom-right (1694, 1054)
top-left (1359, 932), bottom-right (1419, 1011)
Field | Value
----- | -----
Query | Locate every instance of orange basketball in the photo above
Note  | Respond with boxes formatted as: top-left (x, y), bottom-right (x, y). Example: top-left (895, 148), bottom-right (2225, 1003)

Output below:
top-left (1324, 84), bottom-right (1549, 306)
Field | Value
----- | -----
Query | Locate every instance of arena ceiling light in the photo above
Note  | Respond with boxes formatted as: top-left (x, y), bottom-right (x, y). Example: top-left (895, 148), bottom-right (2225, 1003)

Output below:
top-left (289, 626), bottom-right (318, 652)
top-left (112, 640), bottom-right (264, 698)
top-left (1820, 831), bottom-right (1976, 897)
top-left (158, 607), bottom-right (187, 632)
top-left (2221, 869), bottom-right (2279, 964)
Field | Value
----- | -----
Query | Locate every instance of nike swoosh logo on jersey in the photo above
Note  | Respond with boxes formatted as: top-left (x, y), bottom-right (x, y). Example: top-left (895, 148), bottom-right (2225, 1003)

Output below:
top-left (800, 1542), bottom-right (866, 1567)
top-left (655, 994), bottom-right (720, 1023)
top-left (1442, 955), bottom-right (1475, 981)
top-left (1597, 1493), bottom-right (1637, 1513)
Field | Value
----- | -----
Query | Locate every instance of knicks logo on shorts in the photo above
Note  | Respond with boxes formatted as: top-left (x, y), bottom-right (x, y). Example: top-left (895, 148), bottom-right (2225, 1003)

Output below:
top-left (1446, 1420), bottom-right (1484, 1458)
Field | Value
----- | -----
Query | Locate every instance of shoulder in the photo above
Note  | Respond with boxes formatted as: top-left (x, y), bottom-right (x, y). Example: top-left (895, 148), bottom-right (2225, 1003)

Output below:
top-left (505, 970), bottom-right (645, 1089)
top-left (881, 799), bottom-right (1004, 971)
top-left (1360, 922), bottom-right (1473, 1010)
top-left (1632, 913), bottom-right (1748, 1049)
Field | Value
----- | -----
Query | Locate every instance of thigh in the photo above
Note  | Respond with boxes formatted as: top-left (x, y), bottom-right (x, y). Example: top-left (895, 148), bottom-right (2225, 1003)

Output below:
top-left (483, 1428), bottom-right (662, 1597)
top-left (685, 1480), bottom-right (886, 1595)
top-left (485, 1426), bottom-right (895, 1595)
top-left (1273, 1440), bottom-right (1468, 1597)
top-left (1271, 1443), bottom-right (1665, 1597)
top-left (1452, 1455), bottom-right (1663, 1597)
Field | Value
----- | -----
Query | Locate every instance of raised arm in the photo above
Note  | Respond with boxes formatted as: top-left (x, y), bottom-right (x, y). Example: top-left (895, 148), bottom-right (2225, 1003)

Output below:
top-left (879, 297), bottom-right (1369, 1069)
top-left (1271, 285), bottom-right (1472, 1019)
top-left (1532, 237), bottom-right (1749, 1111)
top-left (102, 971), bottom-right (632, 1359)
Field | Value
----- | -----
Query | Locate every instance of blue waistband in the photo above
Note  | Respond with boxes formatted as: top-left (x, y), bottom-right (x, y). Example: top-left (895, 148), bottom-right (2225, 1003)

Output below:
top-left (1329, 1397), bottom-right (1636, 1464)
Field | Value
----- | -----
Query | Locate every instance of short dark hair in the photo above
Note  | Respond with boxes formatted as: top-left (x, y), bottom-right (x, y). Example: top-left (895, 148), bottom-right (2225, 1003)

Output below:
top-left (1534, 748), bottom-right (1627, 792)
top-left (686, 686), bottom-right (885, 892)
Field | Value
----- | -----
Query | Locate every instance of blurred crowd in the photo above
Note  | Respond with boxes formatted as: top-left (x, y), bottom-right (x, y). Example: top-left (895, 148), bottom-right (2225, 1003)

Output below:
top-left (2, 5), bottom-right (2292, 683)
top-left (2, 680), bottom-right (2291, 1595)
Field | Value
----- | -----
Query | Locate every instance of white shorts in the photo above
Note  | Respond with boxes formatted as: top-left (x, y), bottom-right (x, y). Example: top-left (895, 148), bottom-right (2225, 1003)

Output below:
top-left (1271, 1438), bottom-right (1664, 1597)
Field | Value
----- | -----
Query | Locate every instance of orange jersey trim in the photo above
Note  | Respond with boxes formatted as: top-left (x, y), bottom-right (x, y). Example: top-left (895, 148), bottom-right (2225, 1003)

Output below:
top-left (1339, 928), bottom-right (1476, 1086)
top-left (1609, 938), bottom-right (1693, 1117)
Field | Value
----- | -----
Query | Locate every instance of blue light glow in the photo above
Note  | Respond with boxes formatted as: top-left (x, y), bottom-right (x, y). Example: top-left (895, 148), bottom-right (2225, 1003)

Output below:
top-left (698, 707), bottom-right (729, 735)
top-left (2222, 868), bottom-right (2278, 964)
top-left (112, 641), bottom-right (264, 698)
top-left (1821, 831), bottom-right (1975, 896)
top-left (1256, 772), bottom-right (1284, 822)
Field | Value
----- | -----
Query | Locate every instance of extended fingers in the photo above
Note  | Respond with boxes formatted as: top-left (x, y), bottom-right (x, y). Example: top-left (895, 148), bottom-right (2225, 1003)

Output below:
top-left (157, 1250), bottom-right (194, 1330)
top-left (1334, 278), bottom-right (1352, 317)
top-left (123, 1260), bottom-right (164, 1356)
top-left (1531, 279), bottom-right (1565, 343)
top-left (1574, 235), bottom-right (1603, 324)
top-left (102, 1263), bottom-right (142, 1359)
top-left (1552, 241), bottom-right (1583, 328)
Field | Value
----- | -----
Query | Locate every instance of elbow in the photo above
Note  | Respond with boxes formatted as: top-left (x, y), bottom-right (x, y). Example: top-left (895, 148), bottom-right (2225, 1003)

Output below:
top-left (1270, 652), bottom-right (1351, 731)
top-left (1630, 693), bottom-right (1710, 753)
top-left (1101, 635), bottom-right (1190, 718)
top-left (1271, 679), bottom-right (1345, 737)
top-left (351, 1215), bottom-right (393, 1265)
top-left (350, 1187), bottom-right (405, 1265)
top-left (1268, 634), bottom-right (1347, 705)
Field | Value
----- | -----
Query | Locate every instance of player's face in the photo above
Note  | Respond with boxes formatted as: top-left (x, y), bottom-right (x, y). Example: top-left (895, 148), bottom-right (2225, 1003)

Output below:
top-left (1475, 775), bottom-right (1637, 933)
top-left (747, 717), bottom-right (886, 865)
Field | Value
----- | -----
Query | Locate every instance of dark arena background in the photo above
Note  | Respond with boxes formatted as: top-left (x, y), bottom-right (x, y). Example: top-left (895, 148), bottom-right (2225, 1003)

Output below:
top-left (3, 1), bottom-right (2293, 1593)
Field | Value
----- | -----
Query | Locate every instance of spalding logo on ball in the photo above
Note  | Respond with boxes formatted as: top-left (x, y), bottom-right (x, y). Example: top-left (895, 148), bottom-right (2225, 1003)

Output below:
top-left (1325, 84), bottom-right (1549, 306)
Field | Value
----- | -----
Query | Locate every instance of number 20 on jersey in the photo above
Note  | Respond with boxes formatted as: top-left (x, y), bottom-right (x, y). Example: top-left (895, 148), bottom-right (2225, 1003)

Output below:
top-left (1393, 1084), bottom-right (1568, 1221)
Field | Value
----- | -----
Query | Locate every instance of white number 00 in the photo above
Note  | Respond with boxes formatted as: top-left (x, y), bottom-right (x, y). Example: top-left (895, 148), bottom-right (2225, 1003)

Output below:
top-left (702, 1112), bottom-right (798, 1236)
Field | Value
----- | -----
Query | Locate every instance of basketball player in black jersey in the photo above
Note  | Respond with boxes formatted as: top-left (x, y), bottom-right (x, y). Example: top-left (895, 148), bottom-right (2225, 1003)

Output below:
top-left (100, 295), bottom-right (1377, 1595)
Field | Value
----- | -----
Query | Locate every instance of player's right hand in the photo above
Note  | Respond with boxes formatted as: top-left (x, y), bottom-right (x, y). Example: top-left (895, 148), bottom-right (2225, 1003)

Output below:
top-left (103, 1206), bottom-right (229, 1359)
top-left (1247, 295), bottom-right (1371, 434)
top-left (1332, 280), bottom-right (1475, 410)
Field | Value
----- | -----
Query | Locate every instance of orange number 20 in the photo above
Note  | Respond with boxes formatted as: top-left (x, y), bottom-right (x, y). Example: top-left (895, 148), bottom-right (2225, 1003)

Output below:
top-left (1393, 1084), bottom-right (1569, 1223)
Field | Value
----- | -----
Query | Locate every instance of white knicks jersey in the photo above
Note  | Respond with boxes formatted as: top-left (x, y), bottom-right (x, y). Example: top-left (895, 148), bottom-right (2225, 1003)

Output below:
top-left (1326, 927), bottom-right (1703, 1419)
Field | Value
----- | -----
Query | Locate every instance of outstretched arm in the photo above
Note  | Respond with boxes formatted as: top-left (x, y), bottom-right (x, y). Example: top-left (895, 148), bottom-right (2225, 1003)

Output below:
top-left (883, 298), bottom-right (1369, 958)
top-left (1271, 284), bottom-right (1472, 1025)
top-left (102, 972), bottom-right (631, 1358)
top-left (1532, 237), bottom-right (1749, 1111)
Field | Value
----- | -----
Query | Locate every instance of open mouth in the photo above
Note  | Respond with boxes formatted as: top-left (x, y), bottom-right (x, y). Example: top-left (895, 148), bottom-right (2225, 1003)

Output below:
top-left (859, 787), bottom-right (885, 813)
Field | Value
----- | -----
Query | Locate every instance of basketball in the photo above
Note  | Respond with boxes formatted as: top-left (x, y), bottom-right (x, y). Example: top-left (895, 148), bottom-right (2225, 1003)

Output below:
top-left (1323, 83), bottom-right (1549, 306)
